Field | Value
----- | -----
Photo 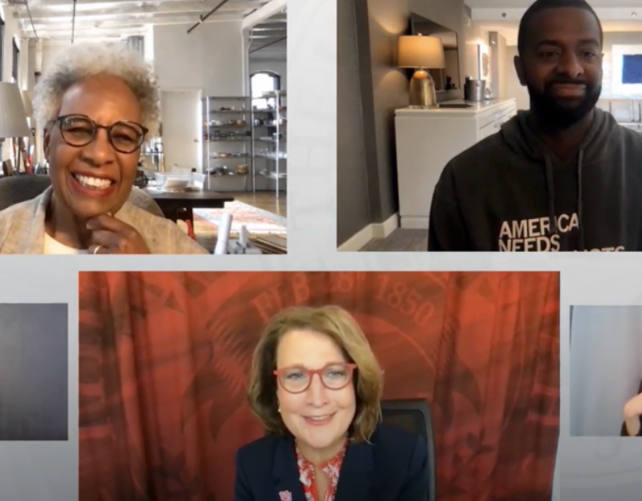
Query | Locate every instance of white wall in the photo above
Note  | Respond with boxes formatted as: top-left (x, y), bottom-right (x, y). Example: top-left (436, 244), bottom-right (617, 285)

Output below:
top-left (153, 22), bottom-right (244, 95)
top-left (0, 6), bottom-right (20, 84)
top-left (504, 46), bottom-right (530, 111)
top-left (462, 22), bottom-right (488, 81)
top-left (570, 306), bottom-right (642, 437)
top-left (249, 59), bottom-right (287, 90)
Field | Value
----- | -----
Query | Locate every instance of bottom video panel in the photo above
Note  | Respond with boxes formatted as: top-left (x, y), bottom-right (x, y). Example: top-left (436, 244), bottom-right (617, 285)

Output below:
top-left (78, 271), bottom-right (560, 501)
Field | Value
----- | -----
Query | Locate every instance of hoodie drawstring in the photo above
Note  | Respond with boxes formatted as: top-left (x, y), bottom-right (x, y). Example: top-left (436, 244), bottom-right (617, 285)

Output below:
top-left (544, 154), bottom-right (557, 236)
top-left (544, 150), bottom-right (586, 250)
top-left (577, 149), bottom-right (585, 251)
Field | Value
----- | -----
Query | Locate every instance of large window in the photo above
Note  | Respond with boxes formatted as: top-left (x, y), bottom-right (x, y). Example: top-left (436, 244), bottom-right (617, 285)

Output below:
top-left (251, 71), bottom-right (281, 109)
top-left (12, 37), bottom-right (18, 83)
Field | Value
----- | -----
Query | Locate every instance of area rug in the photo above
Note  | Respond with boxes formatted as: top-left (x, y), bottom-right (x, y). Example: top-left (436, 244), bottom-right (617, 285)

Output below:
top-left (194, 201), bottom-right (287, 235)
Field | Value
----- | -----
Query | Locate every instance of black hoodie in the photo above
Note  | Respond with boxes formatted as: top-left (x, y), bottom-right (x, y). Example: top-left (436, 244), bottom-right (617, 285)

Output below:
top-left (428, 108), bottom-right (642, 251)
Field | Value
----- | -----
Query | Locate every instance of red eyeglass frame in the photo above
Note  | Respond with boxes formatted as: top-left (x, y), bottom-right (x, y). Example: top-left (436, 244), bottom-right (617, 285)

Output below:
top-left (273, 363), bottom-right (357, 393)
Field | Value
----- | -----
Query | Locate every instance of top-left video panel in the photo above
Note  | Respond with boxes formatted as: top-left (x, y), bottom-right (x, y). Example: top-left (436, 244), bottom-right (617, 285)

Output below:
top-left (0, 2), bottom-right (287, 255)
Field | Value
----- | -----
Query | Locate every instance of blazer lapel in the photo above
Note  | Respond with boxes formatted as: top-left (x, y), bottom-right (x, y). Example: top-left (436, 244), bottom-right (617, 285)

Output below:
top-left (273, 434), bottom-right (307, 501)
top-left (334, 440), bottom-right (375, 501)
top-left (3, 188), bottom-right (49, 254)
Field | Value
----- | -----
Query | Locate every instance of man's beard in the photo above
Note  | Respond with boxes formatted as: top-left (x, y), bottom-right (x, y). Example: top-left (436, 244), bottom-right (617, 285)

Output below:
top-left (528, 80), bottom-right (601, 130)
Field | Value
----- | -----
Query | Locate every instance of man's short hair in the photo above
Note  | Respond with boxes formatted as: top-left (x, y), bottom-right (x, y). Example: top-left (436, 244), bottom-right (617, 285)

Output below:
top-left (517, 0), bottom-right (603, 55)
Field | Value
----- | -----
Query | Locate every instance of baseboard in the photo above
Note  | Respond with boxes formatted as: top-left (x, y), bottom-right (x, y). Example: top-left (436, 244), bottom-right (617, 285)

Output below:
top-left (338, 225), bottom-right (374, 252)
top-left (372, 212), bottom-right (399, 239)
top-left (338, 213), bottom-right (399, 252)
top-left (400, 216), bottom-right (429, 229)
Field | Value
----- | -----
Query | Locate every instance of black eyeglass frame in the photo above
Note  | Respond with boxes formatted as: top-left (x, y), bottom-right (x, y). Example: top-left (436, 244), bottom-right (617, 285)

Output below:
top-left (53, 114), bottom-right (149, 154)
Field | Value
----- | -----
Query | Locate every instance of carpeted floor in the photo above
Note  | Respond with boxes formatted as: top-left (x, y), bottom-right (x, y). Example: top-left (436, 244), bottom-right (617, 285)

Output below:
top-left (360, 229), bottom-right (427, 252)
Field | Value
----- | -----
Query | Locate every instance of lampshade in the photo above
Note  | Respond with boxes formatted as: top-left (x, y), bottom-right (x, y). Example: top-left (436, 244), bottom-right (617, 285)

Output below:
top-left (398, 35), bottom-right (446, 69)
top-left (0, 83), bottom-right (31, 138)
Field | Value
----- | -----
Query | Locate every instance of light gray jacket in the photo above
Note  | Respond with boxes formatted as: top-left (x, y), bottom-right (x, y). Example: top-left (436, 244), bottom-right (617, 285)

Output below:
top-left (0, 187), bottom-right (209, 254)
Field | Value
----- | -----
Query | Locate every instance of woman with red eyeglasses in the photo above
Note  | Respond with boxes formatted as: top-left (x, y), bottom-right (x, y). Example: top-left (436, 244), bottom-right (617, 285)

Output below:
top-left (234, 305), bottom-right (429, 501)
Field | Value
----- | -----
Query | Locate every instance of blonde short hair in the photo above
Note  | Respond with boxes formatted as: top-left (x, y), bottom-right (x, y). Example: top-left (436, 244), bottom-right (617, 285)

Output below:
top-left (248, 305), bottom-right (383, 443)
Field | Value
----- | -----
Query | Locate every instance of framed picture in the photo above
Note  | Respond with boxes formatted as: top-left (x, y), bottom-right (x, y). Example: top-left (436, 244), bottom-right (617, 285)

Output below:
top-left (612, 44), bottom-right (642, 96)
top-left (477, 43), bottom-right (491, 84)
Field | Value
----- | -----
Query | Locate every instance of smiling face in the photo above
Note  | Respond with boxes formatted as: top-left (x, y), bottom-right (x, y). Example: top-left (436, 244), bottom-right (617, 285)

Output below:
top-left (515, 7), bottom-right (603, 128)
top-left (275, 329), bottom-right (356, 458)
top-left (44, 75), bottom-right (143, 219)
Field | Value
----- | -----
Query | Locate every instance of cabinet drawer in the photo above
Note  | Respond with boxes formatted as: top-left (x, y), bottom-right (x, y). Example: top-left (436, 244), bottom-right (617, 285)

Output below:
top-left (478, 111), bottom-right (496, 129)
top-left (479, 121), bottom-right (496, 140)
top-left (496, 112), bottom-right (510, 126)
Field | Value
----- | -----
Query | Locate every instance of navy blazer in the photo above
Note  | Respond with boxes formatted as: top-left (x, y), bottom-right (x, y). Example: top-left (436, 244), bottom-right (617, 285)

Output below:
top-left (234, 424), bottom-right (429, 501)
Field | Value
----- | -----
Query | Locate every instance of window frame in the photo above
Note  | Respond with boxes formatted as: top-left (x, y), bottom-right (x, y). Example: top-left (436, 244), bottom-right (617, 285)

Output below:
top-left (0, 13), bottom-right (5, 81)
top-left (12, 36), bottom-right (19, 84)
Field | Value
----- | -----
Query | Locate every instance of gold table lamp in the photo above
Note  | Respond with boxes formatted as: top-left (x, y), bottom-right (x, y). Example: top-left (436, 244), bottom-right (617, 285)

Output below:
top-left (398, 34), bottom-right (446, 108)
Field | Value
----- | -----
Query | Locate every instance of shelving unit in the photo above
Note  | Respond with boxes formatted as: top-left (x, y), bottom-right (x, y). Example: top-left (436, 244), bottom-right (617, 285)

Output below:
top-left (202, 96), bottom-right (270, 192)
top-left (251, 90), bottom-right (287, 197)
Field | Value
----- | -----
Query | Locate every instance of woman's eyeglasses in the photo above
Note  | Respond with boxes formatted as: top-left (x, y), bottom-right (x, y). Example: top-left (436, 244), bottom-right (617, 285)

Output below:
top-left (54, 114), bottom-right (148, 154)
top-left (273, 363), bottom-right (357, 394)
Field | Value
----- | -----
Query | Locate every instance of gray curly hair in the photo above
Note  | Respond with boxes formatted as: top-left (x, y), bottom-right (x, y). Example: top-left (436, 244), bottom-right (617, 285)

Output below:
top-left (33, 43), bottom-right (160, 137)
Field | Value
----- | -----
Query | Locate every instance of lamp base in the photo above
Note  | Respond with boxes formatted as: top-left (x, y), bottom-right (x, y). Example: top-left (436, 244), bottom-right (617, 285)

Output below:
top-left (408, 69), bottom-right (438, 109)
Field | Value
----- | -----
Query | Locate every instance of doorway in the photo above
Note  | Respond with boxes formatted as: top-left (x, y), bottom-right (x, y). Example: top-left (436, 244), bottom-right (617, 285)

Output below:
top-left (160, 89), bottom-right (202, 172)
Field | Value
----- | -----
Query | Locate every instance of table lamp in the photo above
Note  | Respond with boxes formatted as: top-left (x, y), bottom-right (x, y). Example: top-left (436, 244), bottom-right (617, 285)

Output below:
top-left (0, 82), bottom-right (31, 171)
top-left (398, 34), bottom-right (446, 108)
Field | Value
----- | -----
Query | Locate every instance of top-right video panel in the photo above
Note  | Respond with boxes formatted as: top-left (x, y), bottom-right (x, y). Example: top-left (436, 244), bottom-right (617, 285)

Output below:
top-left (337, 0), bottom-right (639, 252)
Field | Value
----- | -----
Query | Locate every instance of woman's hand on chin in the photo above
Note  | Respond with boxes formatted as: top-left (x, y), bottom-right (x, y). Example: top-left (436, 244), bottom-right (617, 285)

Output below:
top-left (86, 214), bottom-right (152, 254)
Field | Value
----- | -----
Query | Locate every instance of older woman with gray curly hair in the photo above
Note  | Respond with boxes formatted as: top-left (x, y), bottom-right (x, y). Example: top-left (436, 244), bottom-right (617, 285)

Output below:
top-left (0, 44), bottom-right (207, 254)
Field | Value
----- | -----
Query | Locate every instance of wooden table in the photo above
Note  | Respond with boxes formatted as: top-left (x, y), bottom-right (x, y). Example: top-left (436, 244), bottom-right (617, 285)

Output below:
top-left (145, 189), bottom-right (234, 224)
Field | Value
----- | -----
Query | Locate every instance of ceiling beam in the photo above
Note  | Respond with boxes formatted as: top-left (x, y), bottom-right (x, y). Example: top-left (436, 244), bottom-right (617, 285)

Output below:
top-left (250, 35), bottom-right (286, 40)
top-left (24, 1), bottom-right (266, 20)
top-left (26, 10), bottom-right (251, 25)
top-left (30, 13), bottom-right (245, 29)
top-left (30, 17), bottom-right (245, 35)
top-left (11, 0), bottom-right (280, 39)
top-left (242, 0), bottom-right (285, 30)
top-left (38, 25), bottom-right (143, 35)
top-left (25, 0), bottom-right (205, 6)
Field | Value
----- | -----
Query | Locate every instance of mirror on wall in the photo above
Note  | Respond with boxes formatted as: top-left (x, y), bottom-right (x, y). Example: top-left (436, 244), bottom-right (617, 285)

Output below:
top-left (409, 13), bottom-right (461, 93)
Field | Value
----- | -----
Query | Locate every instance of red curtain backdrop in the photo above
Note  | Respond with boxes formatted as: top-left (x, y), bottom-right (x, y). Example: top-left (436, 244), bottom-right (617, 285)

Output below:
top-left (78, 271), bottom-right (560, 501)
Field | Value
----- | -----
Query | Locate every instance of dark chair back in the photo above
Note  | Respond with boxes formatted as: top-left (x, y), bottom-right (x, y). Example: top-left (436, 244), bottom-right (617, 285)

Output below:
top-left (380, 398), bottom-right (435, 501)
top-left (0, 175), bottom-right (52, 211)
